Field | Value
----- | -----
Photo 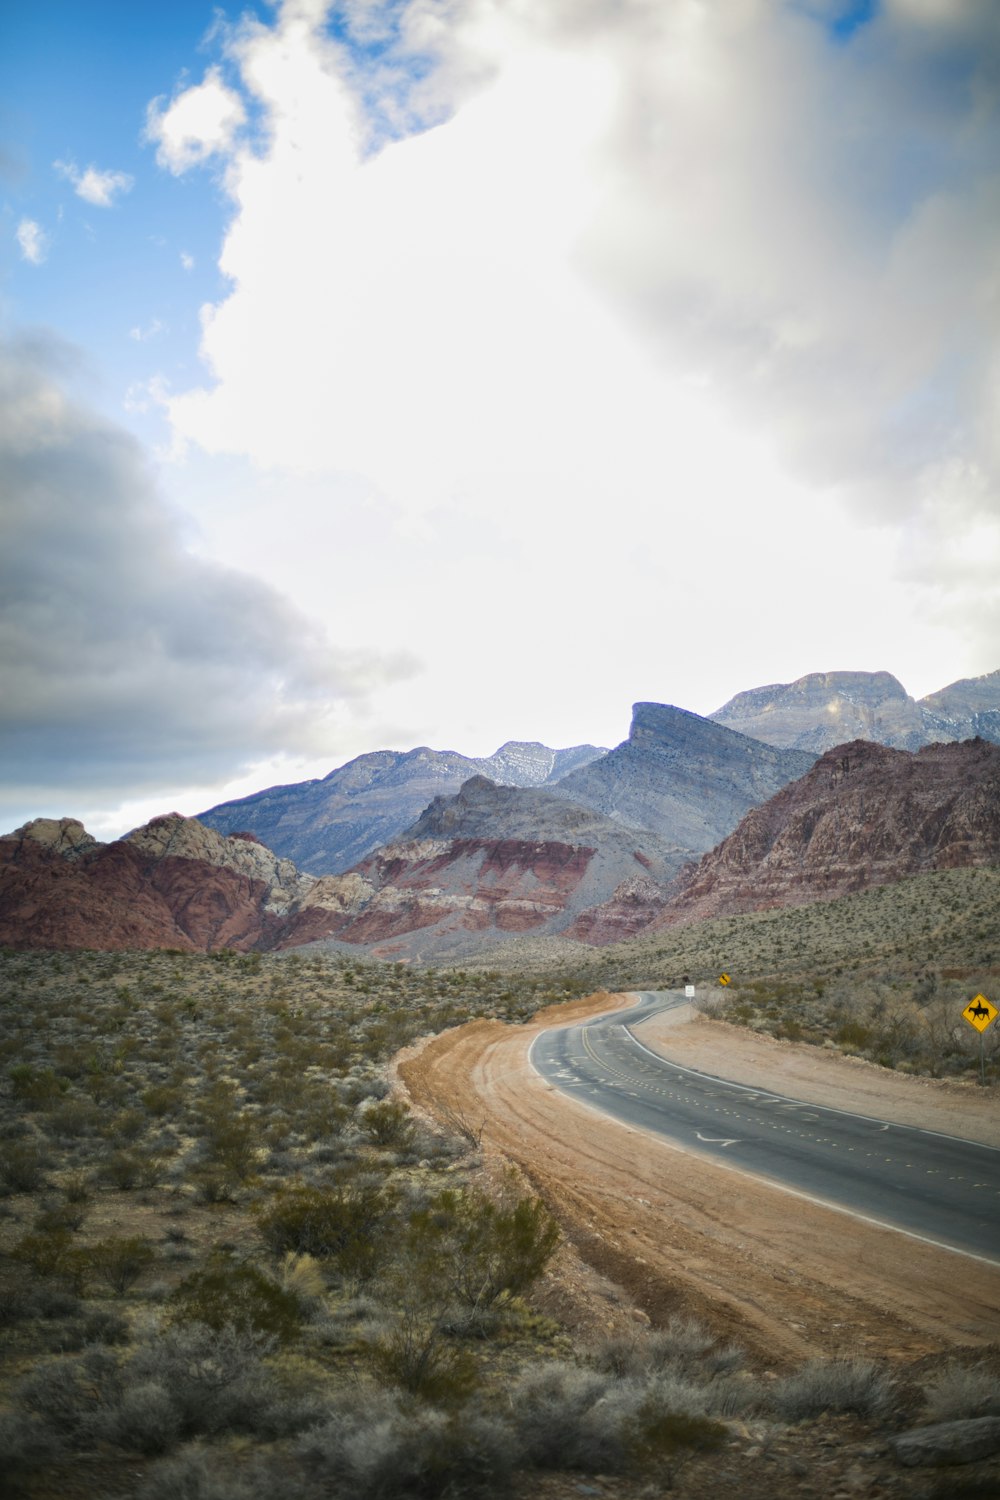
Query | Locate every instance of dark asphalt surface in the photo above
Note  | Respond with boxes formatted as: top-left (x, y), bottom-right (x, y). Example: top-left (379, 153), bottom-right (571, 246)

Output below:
top-left (529, 991), bottom-right (1000, 1263)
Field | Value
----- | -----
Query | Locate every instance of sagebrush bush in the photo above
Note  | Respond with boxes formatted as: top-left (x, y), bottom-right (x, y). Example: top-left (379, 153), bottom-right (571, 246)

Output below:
top-left (137, 1447), bottom-right (258, 1500)
top-left (770, 1357), bottom-right (896, 1420)
top-left (508, 1361), bottom-right (625, 1472)
top-left (921, 1361), bottom-right (1000, 1423)
top-left (90, 1380), bottom-right (182, 1455)
top-left (296, 1390), bottom-right (515, 1499)
top-left (126, 1323), bottom-right (319, 1440)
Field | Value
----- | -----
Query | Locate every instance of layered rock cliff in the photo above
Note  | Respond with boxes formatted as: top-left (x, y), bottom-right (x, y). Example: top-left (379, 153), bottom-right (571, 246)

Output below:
top-left (280, 777), bottom-right (687, 958)
top-left (656, 737), bottom-right (1000, 927)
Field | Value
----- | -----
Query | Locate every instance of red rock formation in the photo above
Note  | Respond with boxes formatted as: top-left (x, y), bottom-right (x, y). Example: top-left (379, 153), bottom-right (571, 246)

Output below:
top-left (0, 816), bottom-right (303, 952)
top-left (279, 837), bottom-right (599, 949)
top-left (655, 737), bottom-right (1000, 928)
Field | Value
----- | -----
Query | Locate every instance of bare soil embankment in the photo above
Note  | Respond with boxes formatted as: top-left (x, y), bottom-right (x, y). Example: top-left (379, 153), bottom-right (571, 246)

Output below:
top-left (397, 993), bottom-right (1000, 1365)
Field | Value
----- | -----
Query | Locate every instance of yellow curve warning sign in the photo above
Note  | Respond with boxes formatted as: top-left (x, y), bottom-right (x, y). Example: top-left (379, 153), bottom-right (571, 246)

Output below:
top-left (962, 994), bottom-right (997, 1033)
top-left (718, 973), bottom-right (731, 986)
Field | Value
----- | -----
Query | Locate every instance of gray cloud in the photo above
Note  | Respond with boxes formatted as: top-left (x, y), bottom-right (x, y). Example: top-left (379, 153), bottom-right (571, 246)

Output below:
top-left (572, 2), bottom-right (1000, 515)
top-left (0, 331), bottom-right (414, 824)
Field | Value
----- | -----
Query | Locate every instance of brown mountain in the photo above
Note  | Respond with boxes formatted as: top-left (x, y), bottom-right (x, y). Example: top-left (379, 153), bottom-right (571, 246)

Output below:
top-left (279, 776), bottom-right (687, 959)
top-left (0, 814), bottom-right (314, 952)
top-left (0, 783), bottom-right (683, 958)
top-left (654, 737), bottom-right (1000, 928)
top-left (710, 669), bottom-right (1000, 752)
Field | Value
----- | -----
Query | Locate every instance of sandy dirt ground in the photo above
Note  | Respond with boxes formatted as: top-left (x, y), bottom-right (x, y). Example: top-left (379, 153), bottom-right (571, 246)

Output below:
top-left (396, 993), bottom-right (1000, 1367)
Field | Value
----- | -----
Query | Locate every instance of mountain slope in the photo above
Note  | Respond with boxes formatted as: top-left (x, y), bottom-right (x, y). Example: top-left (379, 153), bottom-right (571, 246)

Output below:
top-left (280, 776), bottom-right (687, 959)
top-left (656, 736), bottom-right (1000, 928)
top-left (548, 702), bottom-right (816, 849)
top-left (0, 815), bottom-right (313, 952)
top-left (710, 668), bottom-right (1000, 752)
top-left (198, 740), bottom-right (606, 876)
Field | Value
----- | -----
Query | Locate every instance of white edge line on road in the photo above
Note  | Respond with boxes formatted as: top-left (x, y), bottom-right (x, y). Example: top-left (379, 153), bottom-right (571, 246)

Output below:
top-left (527, 1027), bottom-right (1000, 1270)
top-left (621, 1003), bottom-right (1000, 1154)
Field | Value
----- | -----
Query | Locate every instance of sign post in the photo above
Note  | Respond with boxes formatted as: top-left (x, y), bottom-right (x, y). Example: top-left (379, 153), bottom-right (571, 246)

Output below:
top-left (962, 994), bottom-right (998, 1087)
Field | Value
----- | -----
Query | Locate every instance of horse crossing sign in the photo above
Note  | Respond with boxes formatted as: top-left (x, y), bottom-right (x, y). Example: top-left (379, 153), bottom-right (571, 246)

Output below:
top-left (962, 994), bottom-right (997, 1033)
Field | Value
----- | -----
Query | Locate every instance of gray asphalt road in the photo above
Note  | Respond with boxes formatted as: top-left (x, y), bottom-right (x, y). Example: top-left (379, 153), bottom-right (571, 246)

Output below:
top-left (529, 991), bottom-right (1000, 1263)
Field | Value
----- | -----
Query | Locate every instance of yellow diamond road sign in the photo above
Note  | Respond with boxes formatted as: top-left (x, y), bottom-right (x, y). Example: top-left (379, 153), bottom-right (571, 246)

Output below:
top-left (718, 973), bottom-right (731, 986)
top-left (963, 994), bottom-right (998, 1033)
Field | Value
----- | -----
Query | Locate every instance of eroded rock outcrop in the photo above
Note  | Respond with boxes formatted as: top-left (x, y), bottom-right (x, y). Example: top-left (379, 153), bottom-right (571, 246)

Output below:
top-left (0, 813), bottom-right (315, 952)
top-left (278, 777), bottom-right (687, 958)
top-left (655, 737), bottom-right (1000, 927)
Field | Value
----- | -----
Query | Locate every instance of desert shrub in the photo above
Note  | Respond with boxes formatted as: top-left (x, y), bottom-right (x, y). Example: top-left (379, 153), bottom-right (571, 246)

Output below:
top-left (359, 1098), bottom-right (415, 1150)
top-left (98, 1148), bottom-right (164, 1190)
top-left (396, 1185), bottom-right (559, 1329)
top-left (14, 1346), bottom-right (123, 1441)
top-left (90, 1380), bottom-right (182, 1454)
top-left (770, 1356), bottom-right (896, 1420)
top-left (34, 1200), bottom-right (88, 1234)
top-left (47, 1098), bottom-right (103, 1137)
top-left (88, 1235), bottom-right (156, 1293)
top-left (141, 1084), bottom-right (183, 1117)
top-left (168, 1254), bottom-right (303, 1342)
top-left (508, 1361), bottom-right (626, 1471)
top-left (365, 1304), bottom-right (480, 1405)
top-left (12, 1229), bottom-right (86, 1288)
top-left (278, 1251), bottom-right (327, 1314)
top-left (137, 1447), bottom-right (259, 1500)
top-left (0, 1411), bottom-right (62, 1493)
top-left (921, 1361), bottom-right (1000, 1423)
top-left (127, 1323), bottom-right (319, 1440)
top-left (296, 1390), bottom-right (515, 1499)
top-left (0, 1140), bottom-right (49, 1192)
top-left (257, 1178), bottom-right (399, 1281)
top-left (80, 1306), bottom-right (130, 1344)
top-left (9, 1064), bottom-right (67, 1106)
top-left (625, 1396), bottom-right (727, 1486)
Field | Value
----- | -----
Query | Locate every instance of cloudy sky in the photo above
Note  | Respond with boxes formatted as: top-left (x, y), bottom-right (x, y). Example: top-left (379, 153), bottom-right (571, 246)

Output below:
top-left (2, 0), bottom-right (998, 839)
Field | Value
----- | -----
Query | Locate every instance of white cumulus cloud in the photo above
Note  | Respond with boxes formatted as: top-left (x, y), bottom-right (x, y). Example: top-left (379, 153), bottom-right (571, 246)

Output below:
top-left (145, 66), bottom-right (247, 174)
top-left (15, 218), bottom-right (48, 264)
top-left (135, 0), bottom-right (1000, 740)
top-left (54, 159), bottom-right (134, 206)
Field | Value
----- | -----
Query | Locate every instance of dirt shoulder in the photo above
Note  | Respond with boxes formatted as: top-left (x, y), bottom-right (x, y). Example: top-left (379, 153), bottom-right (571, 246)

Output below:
top-left (633, 1001), bottom-right (1000, 1146)
top-left (396, 992), bottom-right (1000, 1367)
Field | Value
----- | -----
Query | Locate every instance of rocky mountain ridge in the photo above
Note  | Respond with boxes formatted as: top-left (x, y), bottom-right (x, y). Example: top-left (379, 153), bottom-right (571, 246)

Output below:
top-left (656, 736), bottom-right (1000, 928)
top-left (283, 776), bottom-right (687, 959)
top-left (199, 739), bottom-right (606, 876)
top-left (549, 703), bottom-right (816, 848)
top-left (711, 669), bottom-right (1000, 752)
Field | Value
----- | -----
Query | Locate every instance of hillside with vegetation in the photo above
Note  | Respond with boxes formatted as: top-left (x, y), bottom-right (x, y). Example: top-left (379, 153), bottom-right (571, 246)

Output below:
top-left (1, 864), bottom-right (998, 1498)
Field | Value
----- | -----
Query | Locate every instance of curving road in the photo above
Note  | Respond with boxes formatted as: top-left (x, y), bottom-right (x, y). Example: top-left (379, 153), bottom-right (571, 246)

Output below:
top-left (529, 990), bottom-right (1000, 1264)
